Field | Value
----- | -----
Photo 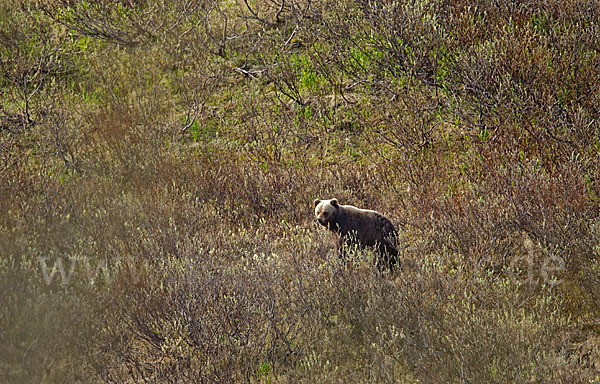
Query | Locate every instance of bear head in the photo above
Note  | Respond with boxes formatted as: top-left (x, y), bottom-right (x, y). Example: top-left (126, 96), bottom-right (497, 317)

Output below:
top-left (314, 198), bottom-right (339, 229)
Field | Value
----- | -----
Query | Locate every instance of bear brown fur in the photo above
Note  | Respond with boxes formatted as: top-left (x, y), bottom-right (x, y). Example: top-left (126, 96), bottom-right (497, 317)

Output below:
top-left (314, 198), bottom-right (399, 271)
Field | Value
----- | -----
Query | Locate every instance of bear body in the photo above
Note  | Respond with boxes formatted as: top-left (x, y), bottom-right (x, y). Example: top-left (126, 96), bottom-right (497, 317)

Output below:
top-left (314, 198), bottom-right (399, 270)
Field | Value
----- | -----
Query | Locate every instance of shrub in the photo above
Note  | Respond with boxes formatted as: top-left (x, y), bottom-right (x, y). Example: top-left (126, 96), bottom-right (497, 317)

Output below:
top-left (1, 0), bottom-right (599, 382)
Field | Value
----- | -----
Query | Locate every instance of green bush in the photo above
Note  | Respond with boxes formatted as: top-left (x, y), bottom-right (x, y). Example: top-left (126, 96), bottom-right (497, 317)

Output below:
top-left (1, 0), bottom-right (599, 382)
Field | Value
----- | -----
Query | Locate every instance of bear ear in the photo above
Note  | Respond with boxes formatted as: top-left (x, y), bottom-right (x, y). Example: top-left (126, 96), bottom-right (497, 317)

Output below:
top-left (330, 198), bottom-right (339, 207)
top-left (313, 199), bottom-right (321, 207)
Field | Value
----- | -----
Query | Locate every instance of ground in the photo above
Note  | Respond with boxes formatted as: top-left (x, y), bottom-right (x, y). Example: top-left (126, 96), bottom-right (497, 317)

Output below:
top-left (1, 1), bottom-right (599, 383)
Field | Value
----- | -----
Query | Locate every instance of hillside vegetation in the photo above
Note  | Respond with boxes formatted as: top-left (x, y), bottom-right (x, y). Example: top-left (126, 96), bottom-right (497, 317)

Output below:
top-left (1, 0), bottom-right (599, 382)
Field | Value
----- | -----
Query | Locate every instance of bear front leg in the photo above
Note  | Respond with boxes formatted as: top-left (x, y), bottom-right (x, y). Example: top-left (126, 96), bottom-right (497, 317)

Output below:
top-left (336, 236), bottom-right (350, 263)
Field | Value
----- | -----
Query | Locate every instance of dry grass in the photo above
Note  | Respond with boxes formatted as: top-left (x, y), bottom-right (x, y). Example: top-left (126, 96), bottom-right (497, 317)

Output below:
top-left (1, 0), bottom-right (599, 382)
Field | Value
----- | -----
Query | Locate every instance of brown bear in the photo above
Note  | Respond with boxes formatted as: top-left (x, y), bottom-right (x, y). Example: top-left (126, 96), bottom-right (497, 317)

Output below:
top-left (314, 198), bottom-right (399, 271)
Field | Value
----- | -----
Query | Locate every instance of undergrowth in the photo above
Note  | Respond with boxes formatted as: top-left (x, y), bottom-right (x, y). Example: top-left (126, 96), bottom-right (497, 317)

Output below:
top-left (1, 0), bottom-right (599, 382)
